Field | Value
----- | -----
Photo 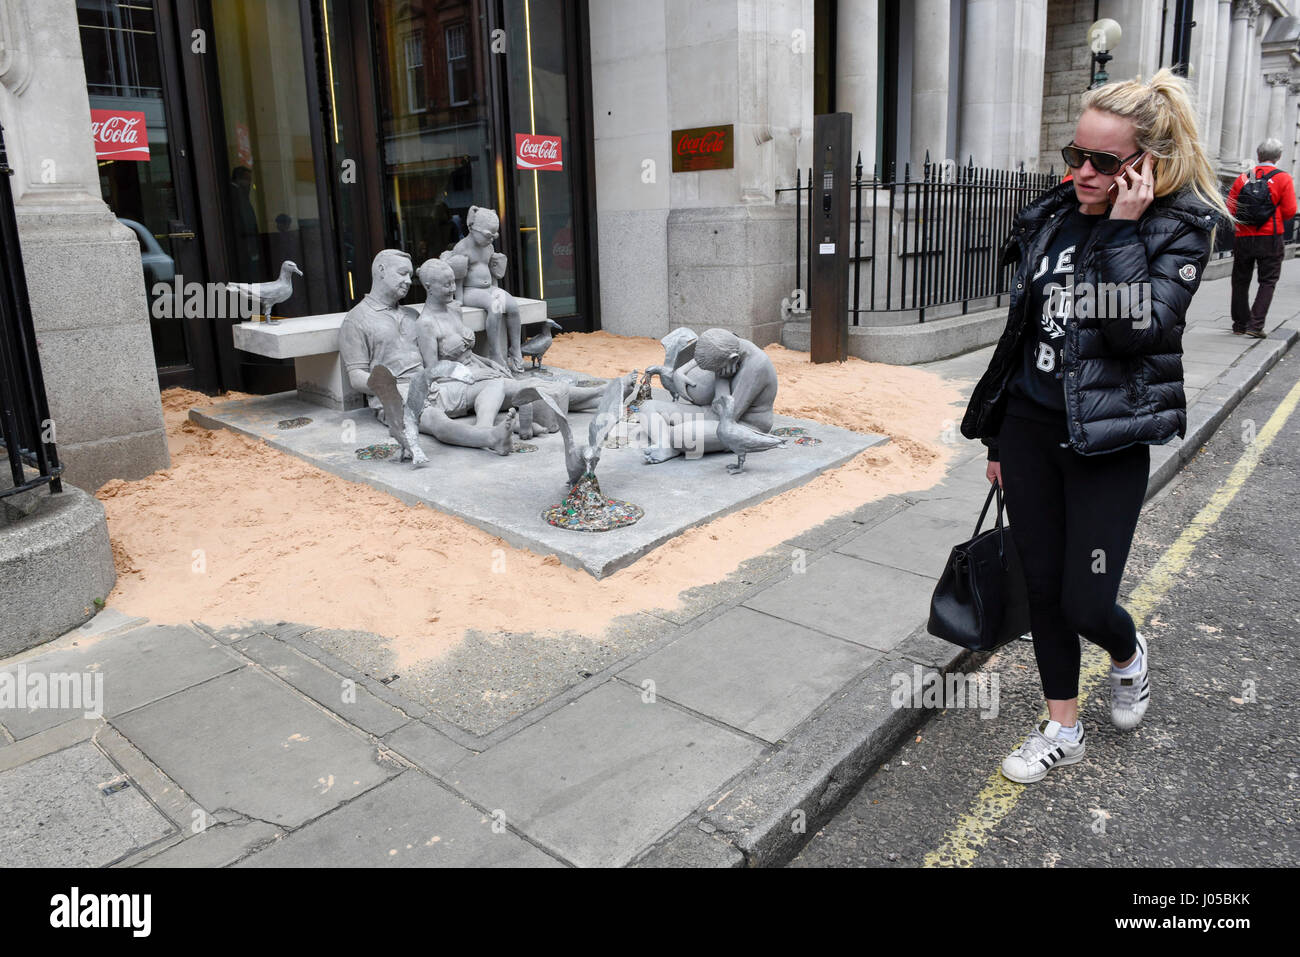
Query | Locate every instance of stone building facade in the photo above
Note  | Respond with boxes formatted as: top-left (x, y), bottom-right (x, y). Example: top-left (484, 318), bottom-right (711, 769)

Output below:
top-left (3, 0), bottom-right (1297, 496)
top-left (1040, 1), bottom-right (1300, 180)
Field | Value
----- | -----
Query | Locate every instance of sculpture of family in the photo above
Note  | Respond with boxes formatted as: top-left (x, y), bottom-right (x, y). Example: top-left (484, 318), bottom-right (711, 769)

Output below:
top-left (338, 206), bottom-right (783, 493)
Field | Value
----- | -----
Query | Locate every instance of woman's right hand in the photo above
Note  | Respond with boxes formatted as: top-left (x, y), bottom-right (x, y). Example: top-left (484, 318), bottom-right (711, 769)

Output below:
top-left (986, 461), bottom-right (1003, 488)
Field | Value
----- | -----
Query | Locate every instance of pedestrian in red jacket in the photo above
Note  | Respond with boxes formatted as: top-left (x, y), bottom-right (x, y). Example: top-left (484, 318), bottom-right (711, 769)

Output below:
top-left (1227, 139), bottom-right (1297, 337)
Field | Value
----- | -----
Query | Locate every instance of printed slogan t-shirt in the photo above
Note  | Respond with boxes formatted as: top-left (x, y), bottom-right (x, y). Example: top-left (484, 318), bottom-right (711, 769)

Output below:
top-left (1005, 207), bottom-right (1108, 422)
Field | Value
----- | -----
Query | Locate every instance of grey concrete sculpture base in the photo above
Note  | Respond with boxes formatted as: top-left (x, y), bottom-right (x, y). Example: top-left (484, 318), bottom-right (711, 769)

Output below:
top-left (191, 374), bottom-right (889, 578)
top-left (0, 485), bottom-right (117, 656)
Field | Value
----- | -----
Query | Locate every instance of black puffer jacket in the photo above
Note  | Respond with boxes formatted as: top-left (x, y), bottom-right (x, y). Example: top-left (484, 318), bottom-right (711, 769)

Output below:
top-left (962, 179), bottom-right (1219, 459)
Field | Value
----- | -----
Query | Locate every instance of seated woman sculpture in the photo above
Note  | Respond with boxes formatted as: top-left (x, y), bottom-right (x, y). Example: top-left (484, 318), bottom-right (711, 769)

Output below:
top-left (341, 249), bottom-right (515, 456)
top-left (412, 257), bottom-right (608, 442)
top-left (444, 206), bottom-right (525, 374)
top-left (638, 327), bottom-right (778, 464)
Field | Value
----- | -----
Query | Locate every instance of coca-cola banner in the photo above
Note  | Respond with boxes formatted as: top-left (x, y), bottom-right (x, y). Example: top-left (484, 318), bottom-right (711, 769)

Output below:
top-left (671, 123), bottom-right (733, 173)
top-left (91, 109), bottom-right (150, 162)
top-left (515, 133), bottom-right (563, 172)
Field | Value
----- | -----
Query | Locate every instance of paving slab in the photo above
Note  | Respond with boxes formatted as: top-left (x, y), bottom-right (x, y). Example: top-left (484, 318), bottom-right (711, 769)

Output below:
top-left (786, 495), bottom-right (908, 553)
top-left (238, 770), bottom-right (562, 868)
top-left (743, 552), bottom-right (936, 653)
top-left (194, 620), bottom-right (318, 645)
top-left (383, 721), bottom-right (473, 776)
top-left (235, 634), bottom-right (409, 736)
top-left (0, 741), bottom-right (174, 867)
top-left (112, 668), bottom-right (399, 829)
top-left (191, 388), bottom-right (888, 578)
top-left (298, 613), bottom-right (664, 738)
top-left (904, 491), bottom-right (993, 525)
top-left (136, 819), bottom-right (284, 868)
top-left (648, 549), bottom-right (793, 625)
top-left (446, 680), bottom-right (763, 867)
top-left (618, 606), bottom-right (878, 743)
top-left (835, 510), bottom-right (968, 580)
top-left (0, 624), bottom-right (240, 740)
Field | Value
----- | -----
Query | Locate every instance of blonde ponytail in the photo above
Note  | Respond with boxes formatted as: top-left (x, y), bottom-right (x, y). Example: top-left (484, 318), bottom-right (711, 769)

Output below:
top-left (1082, 68), bottom-right (1234, 223)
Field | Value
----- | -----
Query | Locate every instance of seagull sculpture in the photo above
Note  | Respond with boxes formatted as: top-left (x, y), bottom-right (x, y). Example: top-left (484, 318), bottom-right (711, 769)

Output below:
top-left (712, 393), bottom-right (785, 474)
top-left (521, 319), bottom-right (563, 369)
top-left (228, 260), bottom-right (302, 323)
top-left (641, 332), bottom-right (697, 401)
top-left (516, 373), bottom-right (636, 486)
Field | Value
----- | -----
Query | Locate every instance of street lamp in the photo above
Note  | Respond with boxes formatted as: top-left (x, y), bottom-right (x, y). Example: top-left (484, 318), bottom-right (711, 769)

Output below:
top-left (1088, 18), bottom-right (1123, 89)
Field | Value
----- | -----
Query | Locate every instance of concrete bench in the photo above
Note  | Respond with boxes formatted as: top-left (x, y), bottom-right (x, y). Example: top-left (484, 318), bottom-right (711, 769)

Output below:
top-left (232, 298), bottom-right (549, 410)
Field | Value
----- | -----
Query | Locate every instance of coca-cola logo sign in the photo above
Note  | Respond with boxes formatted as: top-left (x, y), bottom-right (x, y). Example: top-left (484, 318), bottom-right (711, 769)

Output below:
top-left (515, 133), bottom-right (562, 171)
top-left (91, 109), bottom-right (150, 162)
top-left (671, 124), bottom-right (733, 173)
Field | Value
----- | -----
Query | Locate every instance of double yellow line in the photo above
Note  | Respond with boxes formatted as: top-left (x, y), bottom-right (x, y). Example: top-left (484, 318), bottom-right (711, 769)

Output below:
top-left (923, 376), bottom-right (1300, 868)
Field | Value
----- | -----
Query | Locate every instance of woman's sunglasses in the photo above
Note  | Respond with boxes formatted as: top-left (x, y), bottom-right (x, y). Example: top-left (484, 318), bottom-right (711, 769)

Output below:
top-left (1060, 144), bottom-right (1143, 176)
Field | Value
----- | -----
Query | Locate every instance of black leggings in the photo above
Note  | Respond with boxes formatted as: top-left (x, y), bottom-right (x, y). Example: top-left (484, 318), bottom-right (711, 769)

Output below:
top-left (996, 413), bottom-right (1148, 700)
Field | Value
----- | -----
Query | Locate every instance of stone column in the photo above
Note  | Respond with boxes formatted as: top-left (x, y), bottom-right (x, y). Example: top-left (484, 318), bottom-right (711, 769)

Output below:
top-left (0, 0), bottom-right (168, 490)
top-left (1289, 79), bottom-right (1300, 177)
top-left (909, 0), bottom-right (949, 167)
top-left (1207, 0), bottom-right (1233, 161)
top-left (1220, 0), bottom-right (1259, 168)
top-left (1245, 9), bottom-right (1269, 159)
top-left (1266, 73), bottom-right (1290, 144)
top-left (959, 0), bottom-right (1047, 170)
top-left (836, 0), bottom-right (878, 172)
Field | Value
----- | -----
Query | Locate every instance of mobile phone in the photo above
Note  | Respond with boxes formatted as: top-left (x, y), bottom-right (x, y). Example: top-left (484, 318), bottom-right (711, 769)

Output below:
top-left (1108, 153), bottom-right (1150, 201)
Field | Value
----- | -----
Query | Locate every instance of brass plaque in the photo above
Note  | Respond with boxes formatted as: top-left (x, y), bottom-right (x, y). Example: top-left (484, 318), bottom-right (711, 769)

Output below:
top-left (671, 124), bottom-right (734, 172)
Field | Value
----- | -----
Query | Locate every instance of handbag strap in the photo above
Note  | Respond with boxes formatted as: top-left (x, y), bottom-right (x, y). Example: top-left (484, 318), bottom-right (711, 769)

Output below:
top-left (972, 483), bottom-right (1010, 559)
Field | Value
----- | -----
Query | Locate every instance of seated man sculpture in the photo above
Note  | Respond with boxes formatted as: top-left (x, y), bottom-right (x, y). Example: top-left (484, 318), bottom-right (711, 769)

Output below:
top-left (639, 327), bottom-right (778, 464)
top-left (340, 249), bottom-right (516, 455)
top-left (443, 206), bottom-right (525, 374)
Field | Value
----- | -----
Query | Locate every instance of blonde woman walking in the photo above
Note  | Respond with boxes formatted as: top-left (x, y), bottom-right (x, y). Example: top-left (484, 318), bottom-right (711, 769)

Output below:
top-left (961, 70), bottom-right (1232, 783)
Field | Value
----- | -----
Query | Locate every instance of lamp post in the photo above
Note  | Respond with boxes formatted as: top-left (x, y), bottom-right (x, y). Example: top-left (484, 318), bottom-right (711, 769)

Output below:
top-left (1088, 18), bottom-right (1123, 89)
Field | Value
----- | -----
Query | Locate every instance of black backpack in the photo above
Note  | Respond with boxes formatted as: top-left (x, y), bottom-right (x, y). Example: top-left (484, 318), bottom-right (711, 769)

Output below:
top-left (1236, 168), bottom-right (1280, 227)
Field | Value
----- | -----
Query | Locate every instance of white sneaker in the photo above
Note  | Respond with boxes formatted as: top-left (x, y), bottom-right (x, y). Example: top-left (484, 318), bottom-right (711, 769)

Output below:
top-left (1110, 632), bottom-right (1150, 731)
top-left (1000, 719), bottom-right (1086, 784)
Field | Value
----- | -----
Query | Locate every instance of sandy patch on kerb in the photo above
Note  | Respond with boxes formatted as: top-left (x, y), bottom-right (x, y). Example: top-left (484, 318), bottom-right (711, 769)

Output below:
top-left (95, 332), bottom-right (972, 669)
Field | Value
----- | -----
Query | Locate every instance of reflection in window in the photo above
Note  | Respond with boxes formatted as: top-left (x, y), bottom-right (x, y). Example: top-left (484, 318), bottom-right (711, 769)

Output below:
top-left (405, 32), bottom-right (427, 114)
top-left (447, 24), bottom-right (470, 107)
top-left (77, 0), bottom-right (163, 99)
top-left (374, 0), bottom-right (494, 272)
top-left (209, 0), bottom-right (331, 318)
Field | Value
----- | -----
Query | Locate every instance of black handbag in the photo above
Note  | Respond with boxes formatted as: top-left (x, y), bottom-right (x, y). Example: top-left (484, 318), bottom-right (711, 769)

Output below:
top-left (927, 483), bottom-right (1031, 652)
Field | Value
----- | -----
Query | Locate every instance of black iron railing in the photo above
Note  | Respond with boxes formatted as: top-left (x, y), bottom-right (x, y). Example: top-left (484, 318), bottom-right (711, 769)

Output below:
top-left (778, 152), bottom-right (1060, 323)
top-left (0, 122), bottom-right (62, 499)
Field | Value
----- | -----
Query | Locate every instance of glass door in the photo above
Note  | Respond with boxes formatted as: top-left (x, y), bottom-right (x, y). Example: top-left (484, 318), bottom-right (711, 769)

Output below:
top-left (500, 0), bottom-right (579, 318)
top-left (76, 0), bottom-right (219, 391)
top-left (172, 0), bottom-right (343, 393)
